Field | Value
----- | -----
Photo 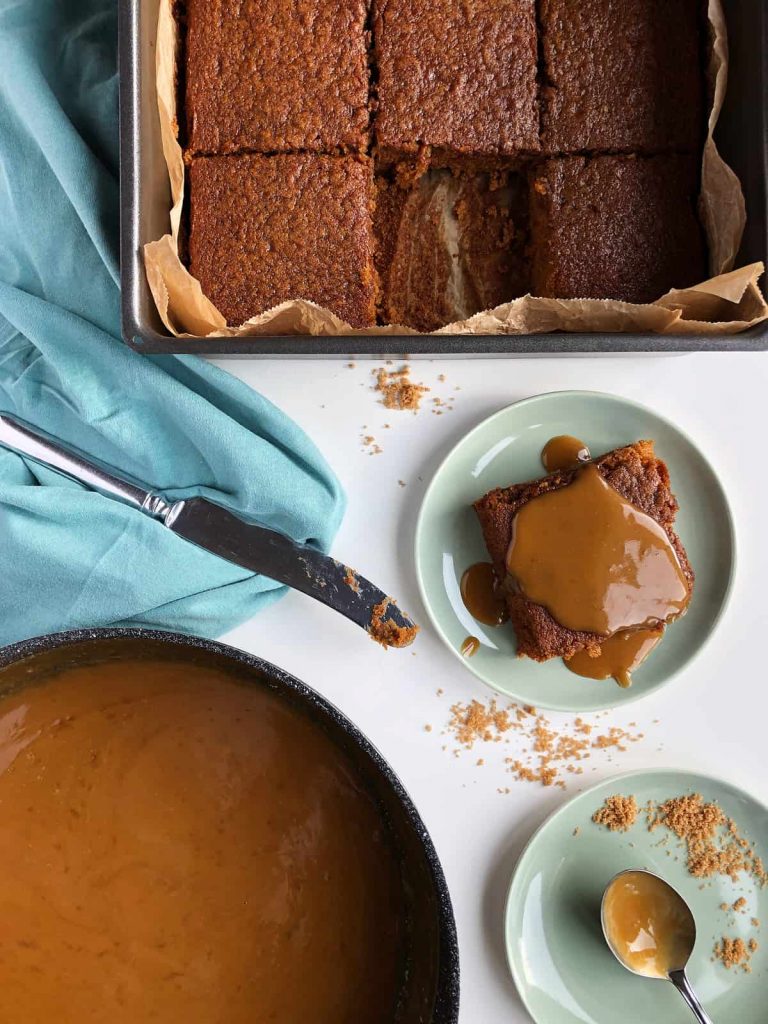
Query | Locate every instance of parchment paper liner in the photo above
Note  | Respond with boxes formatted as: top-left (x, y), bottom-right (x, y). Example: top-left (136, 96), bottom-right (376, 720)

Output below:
top-left (145, 0), bottom-right (767, 339)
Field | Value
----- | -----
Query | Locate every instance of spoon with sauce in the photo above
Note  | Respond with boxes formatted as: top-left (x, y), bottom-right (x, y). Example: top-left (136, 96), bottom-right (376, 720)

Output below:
top-left (601, 869), bottom-right (714, 1023)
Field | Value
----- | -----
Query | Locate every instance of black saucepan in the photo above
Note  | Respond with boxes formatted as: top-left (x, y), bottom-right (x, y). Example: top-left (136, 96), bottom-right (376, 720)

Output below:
top-left (0, 628), bottom-right (460, 1023)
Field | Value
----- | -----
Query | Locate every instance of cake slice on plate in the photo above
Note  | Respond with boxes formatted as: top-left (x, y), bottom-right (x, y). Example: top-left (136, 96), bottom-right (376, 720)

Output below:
top-left (473, 441), bottom-right (695, 662)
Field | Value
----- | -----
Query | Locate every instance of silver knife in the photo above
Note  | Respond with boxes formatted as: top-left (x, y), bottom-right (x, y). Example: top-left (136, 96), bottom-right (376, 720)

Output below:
top-left (0, 414), bottom-right (418, 648)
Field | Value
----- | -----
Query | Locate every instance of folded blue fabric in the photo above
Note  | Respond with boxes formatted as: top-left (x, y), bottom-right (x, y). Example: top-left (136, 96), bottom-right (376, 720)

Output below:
top-left (0, 0), bottom-right (345, 646)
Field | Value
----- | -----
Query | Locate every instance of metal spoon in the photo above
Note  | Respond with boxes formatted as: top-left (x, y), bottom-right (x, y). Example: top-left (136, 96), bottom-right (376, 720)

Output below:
top-left (601, 869), bottom-right (714, 1024)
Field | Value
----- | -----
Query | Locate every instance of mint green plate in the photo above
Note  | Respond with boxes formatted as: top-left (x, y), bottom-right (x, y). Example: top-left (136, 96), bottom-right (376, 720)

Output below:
top-left (414, 391), bottom-right (735, 711)
top-left (505, 770), bottom-right (768, 1024)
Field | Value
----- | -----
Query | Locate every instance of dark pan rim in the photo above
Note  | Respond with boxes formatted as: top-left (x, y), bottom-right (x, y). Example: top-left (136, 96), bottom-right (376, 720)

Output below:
top-left (0, 626), bottom-right (460, 1022)
top-left (118, 0), bottom-right (768, 356)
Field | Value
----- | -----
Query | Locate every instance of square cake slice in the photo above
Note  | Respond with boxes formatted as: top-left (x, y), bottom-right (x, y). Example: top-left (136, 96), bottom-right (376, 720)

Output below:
top-left (185, 0), bottom-right (370, 154)
top-left (539, 0), bottom-right (704, 153)
top-left (529, 155), bottom-right (707, 304)
top-left (473, 441), bottom-right (695, 661)
top-left (188, 154), bottom-right (377, 328)
top-left (373, 0), bottom-right (539, 160)
top-left (373, 168), bottom-right (529, 331)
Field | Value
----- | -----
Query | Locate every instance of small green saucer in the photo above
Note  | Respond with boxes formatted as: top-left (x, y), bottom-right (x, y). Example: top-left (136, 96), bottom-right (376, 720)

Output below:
top-left (414, 391), bottom-right (734, 711)
top-left (505, 769), bottom-right (768, 1024)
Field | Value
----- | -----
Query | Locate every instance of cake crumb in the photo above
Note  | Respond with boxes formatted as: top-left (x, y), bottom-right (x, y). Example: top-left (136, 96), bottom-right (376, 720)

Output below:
top-left (714, 936), bottom-right (756, 972)
top-left (592, 726), bottom-right (640, 751)
top-left (368, 599), bottom-right (419, 649)
top-left (361, 433), bottom-right (383, 455)
top-left (592, 795), bottom-right (639, 832)
top-left (447, 699), bottom-right (513, 748)
top-left (398, 479), bottom-right (406, 488)
top-left (430, 395), bottom-right (454, 415)
top-left (424, 724), bottom-right (433, 733)
top-left (342, 567), bottom-right (361, 594)
top-left (373, 365), bottom-right (429, 412)
top-left (650, 795), bottom-right (766, 884)
top-left (438, 699), bottom-right (645, 789)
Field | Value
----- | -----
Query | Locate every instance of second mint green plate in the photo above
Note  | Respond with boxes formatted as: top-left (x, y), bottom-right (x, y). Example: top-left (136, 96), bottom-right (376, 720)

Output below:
top-left (414, 391), bottom-right (735, 711)
top-left (505, 770), bottom-right (768, 1023)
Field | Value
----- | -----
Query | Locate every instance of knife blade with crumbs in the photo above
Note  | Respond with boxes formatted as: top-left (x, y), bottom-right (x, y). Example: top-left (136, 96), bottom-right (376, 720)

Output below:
top-left (0, 414), bottom-right (418, 648)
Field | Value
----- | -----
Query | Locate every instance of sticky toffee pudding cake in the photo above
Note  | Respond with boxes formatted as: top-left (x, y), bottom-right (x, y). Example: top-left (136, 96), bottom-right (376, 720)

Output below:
top-left (188, 154), bottom-right (377, 328)
top-left (175, 0), bottom-right (712, 328)
top-left (473, 440), bottom-right (694, 686)
top-left (185, 0), bottom-right (370, 154)
top-left (528, 156), bottom-right (707, 305)
top-left (373, 0), bottom-right (540, 161)
top-left (538, 0), bottom-right (704, 154)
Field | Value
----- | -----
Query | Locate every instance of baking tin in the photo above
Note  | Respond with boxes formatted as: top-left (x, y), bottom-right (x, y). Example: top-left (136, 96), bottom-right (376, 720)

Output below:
top-left (0, 628), bottom-right (460, 1023)
top-left (118, 0), bottom-right (768, 356)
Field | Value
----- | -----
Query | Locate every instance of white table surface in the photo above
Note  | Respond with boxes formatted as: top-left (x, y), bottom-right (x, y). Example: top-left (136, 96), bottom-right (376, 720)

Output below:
top-left (215, 352), bottom-right (767, 1024)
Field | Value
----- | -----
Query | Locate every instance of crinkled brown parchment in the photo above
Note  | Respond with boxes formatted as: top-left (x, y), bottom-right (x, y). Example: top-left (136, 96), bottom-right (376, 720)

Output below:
top-left (144, 0), bottom-right (767, 339)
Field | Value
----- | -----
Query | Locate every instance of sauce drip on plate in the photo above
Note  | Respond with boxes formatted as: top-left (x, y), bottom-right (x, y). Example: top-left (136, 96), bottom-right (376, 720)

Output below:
top-left (460, 562), bottom-right (509, 627)
top-left (565, 626), bottom-right (664, 688)
top-left (541, 434), bottom-right (591, 472)
top-left (460, 635), bottom-right (481, 657)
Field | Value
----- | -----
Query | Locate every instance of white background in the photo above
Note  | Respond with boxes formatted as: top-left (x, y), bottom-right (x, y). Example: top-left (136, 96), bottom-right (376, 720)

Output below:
top-left (217, 352), bottom-right (767, 1024)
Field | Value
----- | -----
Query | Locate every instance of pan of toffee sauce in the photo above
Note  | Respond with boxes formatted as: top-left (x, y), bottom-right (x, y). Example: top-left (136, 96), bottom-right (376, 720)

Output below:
top-left (0, 629), bottom-right (459, 1024)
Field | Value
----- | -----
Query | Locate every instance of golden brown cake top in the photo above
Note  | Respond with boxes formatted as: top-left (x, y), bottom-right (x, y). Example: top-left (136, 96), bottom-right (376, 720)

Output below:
top-left (529, 155), bottom-right (707, 305)
top-left (539, 0), bottom-right (704, 153)
top-left (185, 0), bottom-right (370, 153)
top-left (373, 0), bottom-right (540, 157)
top-left (189, 154), bottom-right (377, 328)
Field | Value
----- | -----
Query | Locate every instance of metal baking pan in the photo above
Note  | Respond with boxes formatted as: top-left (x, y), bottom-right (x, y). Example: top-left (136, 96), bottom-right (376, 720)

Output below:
top-left (118, 0), bottom-right (768, 357)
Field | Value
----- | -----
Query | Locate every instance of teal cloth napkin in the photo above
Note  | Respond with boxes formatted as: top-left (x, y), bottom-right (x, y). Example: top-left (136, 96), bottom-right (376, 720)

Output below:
top-left (0, 0), bottom-right (345, 646)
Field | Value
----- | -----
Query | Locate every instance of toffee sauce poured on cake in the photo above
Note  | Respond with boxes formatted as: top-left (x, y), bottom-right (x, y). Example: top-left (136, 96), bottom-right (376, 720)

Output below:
top-left (0, 659), bottom-right (406, 1024)
top-left (506, 464), bottom-right (690, 635)
top-left (507, 457), bottom-right (691, 687)
top-left (459, 438), bottom-right (592, 649)
top-left (460, 562), bottom-right (509, 627)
